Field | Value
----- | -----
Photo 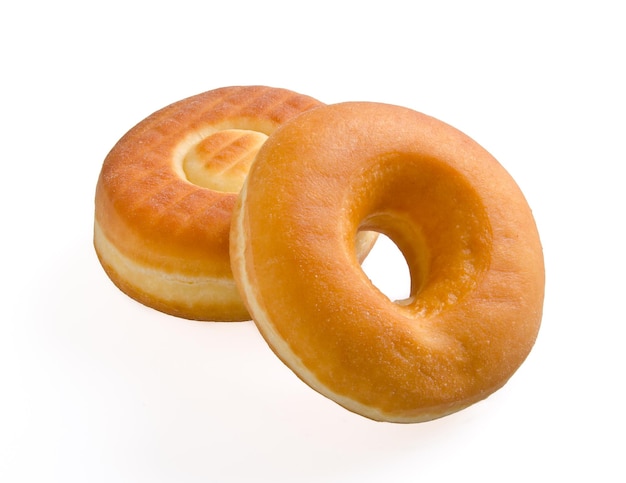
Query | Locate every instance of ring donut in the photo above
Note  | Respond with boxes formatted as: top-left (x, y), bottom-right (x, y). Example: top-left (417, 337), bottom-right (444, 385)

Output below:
top-left (230, 102), bottom-right (545, 422)
top-left (94, 86), bottom-right (372, 321)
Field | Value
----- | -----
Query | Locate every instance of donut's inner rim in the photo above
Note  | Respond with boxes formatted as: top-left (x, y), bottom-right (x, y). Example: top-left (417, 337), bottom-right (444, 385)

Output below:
top-left (356, 217), bottom-right (427, 309)
top-left (347, 155), bottom-right (492, 317)
top-left (359, 231), bottom-right (413, 305)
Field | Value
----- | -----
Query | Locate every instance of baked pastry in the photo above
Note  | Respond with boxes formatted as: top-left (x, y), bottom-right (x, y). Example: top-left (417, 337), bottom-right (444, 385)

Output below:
top-left (95, 86), bottom-right (356, 321)
top-left (230, 101), bottom-right (545, 421)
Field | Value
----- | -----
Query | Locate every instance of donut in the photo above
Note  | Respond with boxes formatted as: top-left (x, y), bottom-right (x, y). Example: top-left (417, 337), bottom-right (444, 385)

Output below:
top-left (94, 86), bottom-right (378, 321)
top-left (230, 102), bottom-right (545, 422)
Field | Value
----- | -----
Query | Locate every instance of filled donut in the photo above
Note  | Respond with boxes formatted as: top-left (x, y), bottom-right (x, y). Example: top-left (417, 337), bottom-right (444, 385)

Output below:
top-left (230, 101), bottom-right (545, 422)
top-left (94, 86), bottom-right (372, 321)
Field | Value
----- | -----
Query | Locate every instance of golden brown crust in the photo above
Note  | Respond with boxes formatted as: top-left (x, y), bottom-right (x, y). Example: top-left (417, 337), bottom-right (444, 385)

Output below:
top-left (94, 86), bottom-right (326, 321)
top-left (230, 102), bottom-right (545, 421)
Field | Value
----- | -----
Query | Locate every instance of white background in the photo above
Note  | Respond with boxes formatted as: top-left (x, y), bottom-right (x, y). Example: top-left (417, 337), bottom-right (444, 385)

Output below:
top-left (2, 1), bottom-right (624, 481)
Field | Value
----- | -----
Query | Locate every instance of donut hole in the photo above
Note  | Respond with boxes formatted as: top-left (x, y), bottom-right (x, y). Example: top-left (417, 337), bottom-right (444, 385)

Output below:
top-left (351, 156), bottom-right (492, 316)
top-left (360, 232), bottom-right (412, 304)
top-left (182, 129), bottom-right (268, 193)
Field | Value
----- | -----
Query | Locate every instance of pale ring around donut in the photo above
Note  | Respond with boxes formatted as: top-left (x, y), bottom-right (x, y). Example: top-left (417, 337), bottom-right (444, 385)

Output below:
top-left (94, 86), bottom-right (377, 321)
top-left (230, 101), bottom-right (545, 422)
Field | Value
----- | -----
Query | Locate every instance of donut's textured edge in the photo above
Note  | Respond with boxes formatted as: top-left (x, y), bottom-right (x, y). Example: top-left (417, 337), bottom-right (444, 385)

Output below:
top-left (95, 220), bottom-right (246, 321)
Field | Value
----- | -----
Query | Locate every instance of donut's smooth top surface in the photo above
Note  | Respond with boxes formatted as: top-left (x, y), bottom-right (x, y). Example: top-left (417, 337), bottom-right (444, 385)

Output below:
top-left (230, 102), bottom-right (545, 422)
top-left (94, 86), bottom-right (328, 321)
